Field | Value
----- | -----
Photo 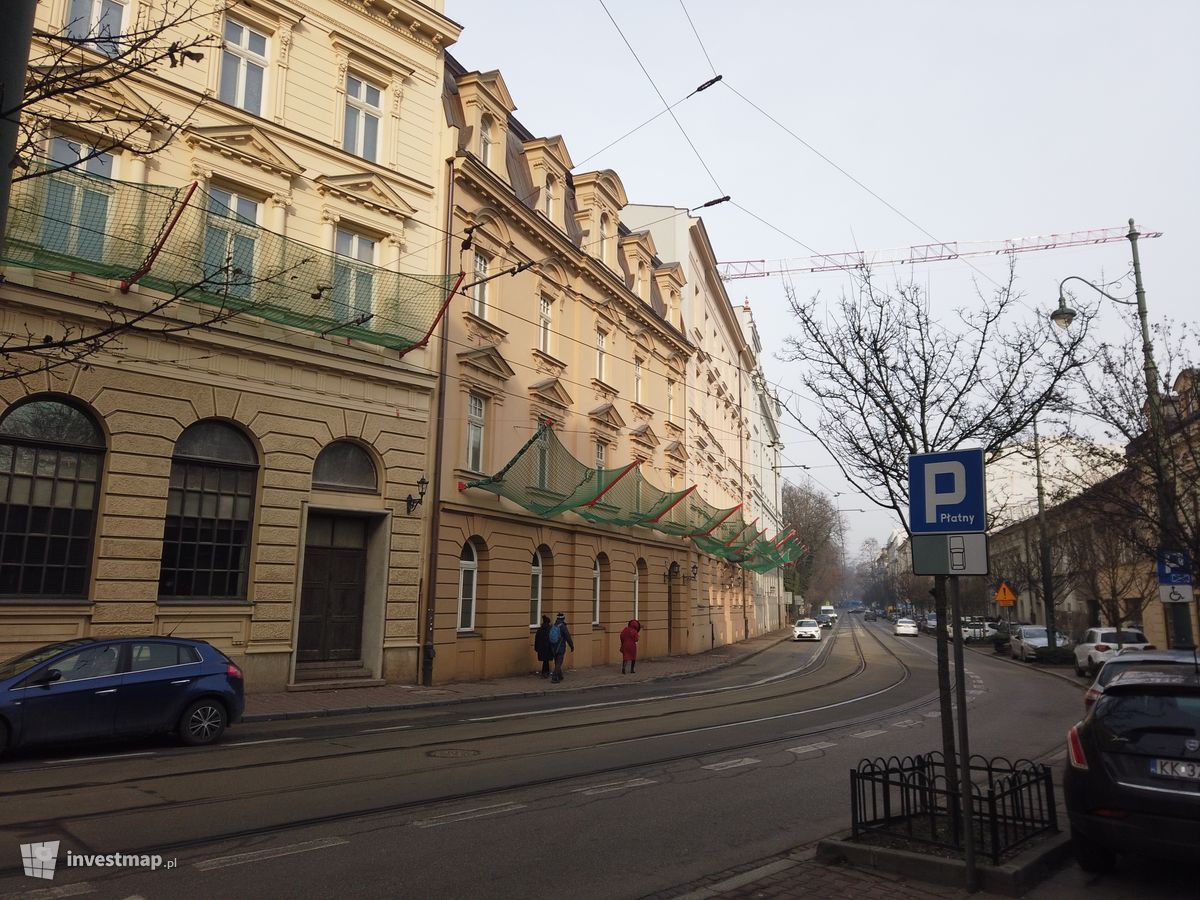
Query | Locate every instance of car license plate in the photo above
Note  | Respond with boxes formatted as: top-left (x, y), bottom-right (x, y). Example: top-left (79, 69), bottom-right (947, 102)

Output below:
top-left (1151, 759), bottom-right (1200, 781)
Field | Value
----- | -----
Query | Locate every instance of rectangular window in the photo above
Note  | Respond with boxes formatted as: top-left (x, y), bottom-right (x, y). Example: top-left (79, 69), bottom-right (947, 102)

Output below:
top-left (219, 18), bottom-right (268, 116)
top-left (592, 566), bottom-right (601, 625)
top-left (43, 137), bottom-right (114, 263)
top-left (458, 566), bottom-right (475, 631)
top-left (466, 394), bottom-right (485, 471)
top-left (529, 564), bottom-right (541, 627)
top-left (343, 75), bottom-right (382, 163)
top-left (333, 228), bottom-right (376, 323)
top-left (472, 253), bottom-right (488, 318)
top-left (596, 330), bottom-right (606, 381)
top-left (634, 359), bottom-right (642, 404)
top-left (67, 0), bottom-right (125, 56)
top-left (201, 187), bottom-right (258, 300)
top-left (667, 379), bottom-right (675, 422)
top-left (595, 441), bottom-right (606, 471)
top-left (535, 437), bottom-right (550, 490)
top-left (538, 297), bottom-right (552, 353)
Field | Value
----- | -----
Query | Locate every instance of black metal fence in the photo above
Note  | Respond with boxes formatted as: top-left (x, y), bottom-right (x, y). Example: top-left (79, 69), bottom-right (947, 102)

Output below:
top-left (850, 752), bottom-right (1057, 866)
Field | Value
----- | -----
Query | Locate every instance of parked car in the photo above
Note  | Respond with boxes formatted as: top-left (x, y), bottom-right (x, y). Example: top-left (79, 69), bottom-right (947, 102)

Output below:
top-left (1073, 627), bottom-right (1155, 676)
top-left (964, 618), bottom-right (997, 642)
top-left (894, 617), bottom-right (919, 637)
top-left (1064, 666), bottom-right (1200, 872)
top-left (1083, 649), bottom-right (1198, 710)
top-left (920, 612), bottom-right (938, 634)
top-left (792, 619), bottom-right (822, 642)
top-left (816, 614), bottom-right (833, 629)
top-left (1010, 625), bottom-right (1072, 661)
top-left (0, 637), bottom-right (244, 754)
top-left (864, 611), bottom-right (877, 622)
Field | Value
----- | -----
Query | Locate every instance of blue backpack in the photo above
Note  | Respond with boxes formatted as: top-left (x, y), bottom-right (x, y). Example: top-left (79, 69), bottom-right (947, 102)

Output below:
top-left (549, 623), bottom-right (562, 648)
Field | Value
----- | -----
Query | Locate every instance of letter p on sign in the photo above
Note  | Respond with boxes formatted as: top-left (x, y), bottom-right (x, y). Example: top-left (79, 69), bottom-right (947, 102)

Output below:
top-left (924, 462), bottom-right (966, 524)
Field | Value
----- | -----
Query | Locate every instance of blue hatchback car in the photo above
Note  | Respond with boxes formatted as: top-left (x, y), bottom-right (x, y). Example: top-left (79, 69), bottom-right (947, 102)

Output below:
top-left (0, 637), bottom-right (244, 753)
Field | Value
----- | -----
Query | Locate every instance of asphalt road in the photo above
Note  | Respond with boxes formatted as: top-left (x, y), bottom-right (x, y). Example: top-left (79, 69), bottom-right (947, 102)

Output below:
top-left (0, 615), bottom-right (1095, 899)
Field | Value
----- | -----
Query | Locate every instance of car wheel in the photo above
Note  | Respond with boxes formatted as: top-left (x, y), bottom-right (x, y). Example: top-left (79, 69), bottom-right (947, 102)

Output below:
top-left (1010, 647), bottom-right (1018, 659)
top-left (1071, 828), bottom-right (1115, 874)
top-left (179, 698), bottom-right (228, 746)
top-left (1073, 657), bottom-right (1085, 676)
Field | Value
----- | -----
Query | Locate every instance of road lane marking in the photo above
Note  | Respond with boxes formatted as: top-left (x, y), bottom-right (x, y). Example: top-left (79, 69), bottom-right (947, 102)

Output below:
top-left (413, 802), bottom-right (526, 828)
top-left (359, 725), bottom-right (413, 734)
top-left (890, 719), bottom-right (920, 728)
top-left (42, 752), bottom-right (155, 766)
top-left (7, 883), bottom-right (95, 898)
top-left (222, 738), bottom-right (302, 748)
top-left (787, 741), bottom-right (837, 754)
top-left (924, 711), bottom-right (941, 718)
top-left (572, 777), bottom-right (657, 795)
top-left (852, 729), bottom-right (887, 738)
top-left (195, 837), bottom-right (348, 870)
top-left (703, 757), bottom-right (760, 771)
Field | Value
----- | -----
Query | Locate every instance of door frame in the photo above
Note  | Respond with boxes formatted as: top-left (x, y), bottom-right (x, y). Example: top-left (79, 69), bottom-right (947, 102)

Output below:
top-left (289, 503), bottom-right (391, 684)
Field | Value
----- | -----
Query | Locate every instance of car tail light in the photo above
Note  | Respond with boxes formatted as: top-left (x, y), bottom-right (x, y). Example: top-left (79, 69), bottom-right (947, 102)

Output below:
top-left (1084, 686), bottom-right (1103, 710)
top-left (226, 662), bottom-right (243, 680)
top-left (1094, 643), bottom-right (1110, 653)
top-left (1068, 725), bottom-right (1089, 770)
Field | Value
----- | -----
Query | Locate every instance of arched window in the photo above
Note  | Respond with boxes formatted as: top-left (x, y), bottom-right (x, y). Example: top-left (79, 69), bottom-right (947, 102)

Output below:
top-left (458, 540), bottom-right (478, 631)
top-left (159, 420), bottom-right (257, 602)
top-left (529, 550), bottom-right (542, 626)
top-left (592, 557), bottom-right (601, 625)
top-left (313, 441), bottom-right (377, 492)
top-left (632, 563), bottom-right (640, 621)
top-left (0, 398), bottom-right (104, 598)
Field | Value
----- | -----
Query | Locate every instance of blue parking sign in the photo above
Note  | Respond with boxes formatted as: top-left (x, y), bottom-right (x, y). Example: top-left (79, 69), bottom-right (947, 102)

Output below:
top-left (1157, 550), bottom-right (1192, 586)
top-left (908, 449), bottom-right (987, 534)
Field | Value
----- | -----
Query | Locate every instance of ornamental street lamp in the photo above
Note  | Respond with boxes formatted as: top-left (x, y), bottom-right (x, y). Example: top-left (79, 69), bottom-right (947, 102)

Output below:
top-left (1052, 218), bottom-right (1194, 648)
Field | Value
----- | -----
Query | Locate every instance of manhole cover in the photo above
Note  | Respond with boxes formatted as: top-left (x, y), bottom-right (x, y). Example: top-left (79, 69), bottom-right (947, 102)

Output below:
top-left (427, 748), bottom-right (480, 759)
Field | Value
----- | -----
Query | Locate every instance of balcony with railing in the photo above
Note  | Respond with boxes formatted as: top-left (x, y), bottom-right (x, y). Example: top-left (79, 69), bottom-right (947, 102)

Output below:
top-left (1, 167), bottom-right (457, 352)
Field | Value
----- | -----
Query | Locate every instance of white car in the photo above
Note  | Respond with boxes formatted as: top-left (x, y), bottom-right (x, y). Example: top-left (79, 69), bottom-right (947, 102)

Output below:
top-left (1010, 626), bottom-right (1072, 661)
top-left (792, 619), bottom-right (822, 642)
top-left (894, 617), bottom-right (919, 636)
top-left (1072, 627), bottom-right (1154, 676)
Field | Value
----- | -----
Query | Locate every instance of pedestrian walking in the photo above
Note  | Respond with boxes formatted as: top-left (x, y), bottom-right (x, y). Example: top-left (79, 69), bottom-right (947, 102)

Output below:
top-left (620, 618), bottom-right (641, 674)
top-left (534, 614), bottom-right (553, 678)
top-left (549, 612), bottom-right (574, 683)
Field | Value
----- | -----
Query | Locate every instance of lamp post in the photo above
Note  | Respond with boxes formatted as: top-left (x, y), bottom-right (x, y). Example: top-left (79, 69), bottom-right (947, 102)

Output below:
top-left (1031, 418), bottom-right (1059, 650)
top-left (1051, 219), bottom-right (1194, 648)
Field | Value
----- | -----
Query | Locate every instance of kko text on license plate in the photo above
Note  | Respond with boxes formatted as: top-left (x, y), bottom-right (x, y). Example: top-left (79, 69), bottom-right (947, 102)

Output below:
top-left (1151, 759), bottom-right (1200, 780)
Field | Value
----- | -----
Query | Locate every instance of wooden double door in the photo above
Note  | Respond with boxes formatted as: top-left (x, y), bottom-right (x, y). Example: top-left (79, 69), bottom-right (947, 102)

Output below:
top-left (298, 514), bottom-right (368, 663)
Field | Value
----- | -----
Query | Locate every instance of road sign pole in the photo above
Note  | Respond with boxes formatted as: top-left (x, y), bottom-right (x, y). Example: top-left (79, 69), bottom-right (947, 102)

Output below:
top-left (950, 575), bottom-right (977, 891)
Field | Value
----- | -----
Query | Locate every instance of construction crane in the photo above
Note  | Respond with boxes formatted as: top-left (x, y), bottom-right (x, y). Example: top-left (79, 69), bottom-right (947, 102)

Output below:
top-left (716, 225), bottom-right (1163, 281)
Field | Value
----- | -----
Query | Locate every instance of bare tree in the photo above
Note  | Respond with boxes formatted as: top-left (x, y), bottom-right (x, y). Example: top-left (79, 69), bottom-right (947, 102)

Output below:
top-left (779, 264), bottom-right (1092, 774)
top-left (780, 479), bottom-right (842, 600)
top-left (10, 1), bottom-right (223, 182)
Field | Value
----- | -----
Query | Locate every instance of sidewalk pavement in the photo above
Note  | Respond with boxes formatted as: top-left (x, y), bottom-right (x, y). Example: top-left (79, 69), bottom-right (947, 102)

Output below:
top-left (242, 628), bottom-right (794, 721)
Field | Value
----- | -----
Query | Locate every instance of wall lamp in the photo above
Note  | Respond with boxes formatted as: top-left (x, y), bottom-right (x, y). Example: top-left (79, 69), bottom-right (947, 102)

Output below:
top-left (683, 562), bottom-right (699, 582)
top-left (406, 475), bottom-right (429, 515)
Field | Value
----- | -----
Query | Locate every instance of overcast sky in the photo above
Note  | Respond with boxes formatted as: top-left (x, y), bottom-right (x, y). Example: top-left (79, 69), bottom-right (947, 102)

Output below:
top-left (445, 0), bottom-right (1200, 555)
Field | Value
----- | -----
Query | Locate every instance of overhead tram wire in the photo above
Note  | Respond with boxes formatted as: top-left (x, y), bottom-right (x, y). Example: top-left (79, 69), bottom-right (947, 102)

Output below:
top-left (678, 0), bottom-right (719, 77)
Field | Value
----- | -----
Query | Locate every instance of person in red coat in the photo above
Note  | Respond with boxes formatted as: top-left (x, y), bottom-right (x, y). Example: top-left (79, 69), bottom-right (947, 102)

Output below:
top-left (620, 618), bottom-right (641, 674)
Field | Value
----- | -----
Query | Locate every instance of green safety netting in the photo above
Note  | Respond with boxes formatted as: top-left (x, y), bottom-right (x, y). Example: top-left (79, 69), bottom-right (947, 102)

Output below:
top-left (2, 166), bottom-right (457, 351)
top-left (463, 422), bottom-right (784, 567)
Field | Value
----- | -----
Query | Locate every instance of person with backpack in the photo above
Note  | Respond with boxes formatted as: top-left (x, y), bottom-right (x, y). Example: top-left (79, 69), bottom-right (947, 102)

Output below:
top-left (620, 618), bottom-right (641, 674)
top-left (533, 614), bottom-right (553, 678)
top-left (549, 612), bottom-right (574, 683)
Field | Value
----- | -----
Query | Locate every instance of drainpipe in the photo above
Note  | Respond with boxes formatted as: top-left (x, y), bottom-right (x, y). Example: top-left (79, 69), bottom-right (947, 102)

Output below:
top-left (420, 153), bottom-right (458, 687)
top-left (0, 1), bottom-right (37, 253)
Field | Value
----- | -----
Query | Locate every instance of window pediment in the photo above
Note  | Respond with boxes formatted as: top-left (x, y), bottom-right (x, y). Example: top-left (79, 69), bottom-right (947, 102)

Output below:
top-left (529, 378), bottom-right (574, 409)
top-left (588, 403), bottom-right (626, 430)
top-left (664, 440), bottom-right (688, 461)
top-left (316, 173), bottom-right (417, 220)
top-left (629, 423), bottom-right (660, 449)
top-left (523, 136), bottom-right (574, 176)
top-left (457, 346), bottom-right (516, 381)
top-left (186, 125), bottom-right (302, 179)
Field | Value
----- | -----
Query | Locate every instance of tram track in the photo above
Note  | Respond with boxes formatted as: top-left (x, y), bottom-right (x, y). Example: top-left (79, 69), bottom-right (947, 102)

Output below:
top-left (0, 615), bottom-right (933, 872)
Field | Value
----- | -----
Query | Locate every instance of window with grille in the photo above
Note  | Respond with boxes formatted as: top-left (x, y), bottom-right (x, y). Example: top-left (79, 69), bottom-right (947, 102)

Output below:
top-left (333, 228), bottom-right (376, 323)
top-left (458, 541), bottom-right (477, 630)
top-left (159, 421), bottom-right (258, 602)
top-left (219, 18), bottom-right (268, 116)
top-left (313, 441), bottom-right (377, 492)
top-left (344, 75), bottom-right (382, 163)
top-left (0, 399), bottom-right (104, 599)
top-left (202, 187), bottom-right (258, 300)
top-left (66, 0), bottom-right (125, 56)
top-left (466, 394), bottom-right (485, 472)
top-left (592, 558), bottom-right (601, 625)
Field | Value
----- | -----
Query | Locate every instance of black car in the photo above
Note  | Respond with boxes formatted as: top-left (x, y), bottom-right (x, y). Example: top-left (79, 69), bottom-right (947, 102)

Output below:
top-left (0, 637), bottom-right (245, 754)
top-left (1064, 666), bottom-right (1200, 871)
top-left (864, 611), bottom-right (877, 622)
top-left (816, 614), bottom-right (833, 629)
